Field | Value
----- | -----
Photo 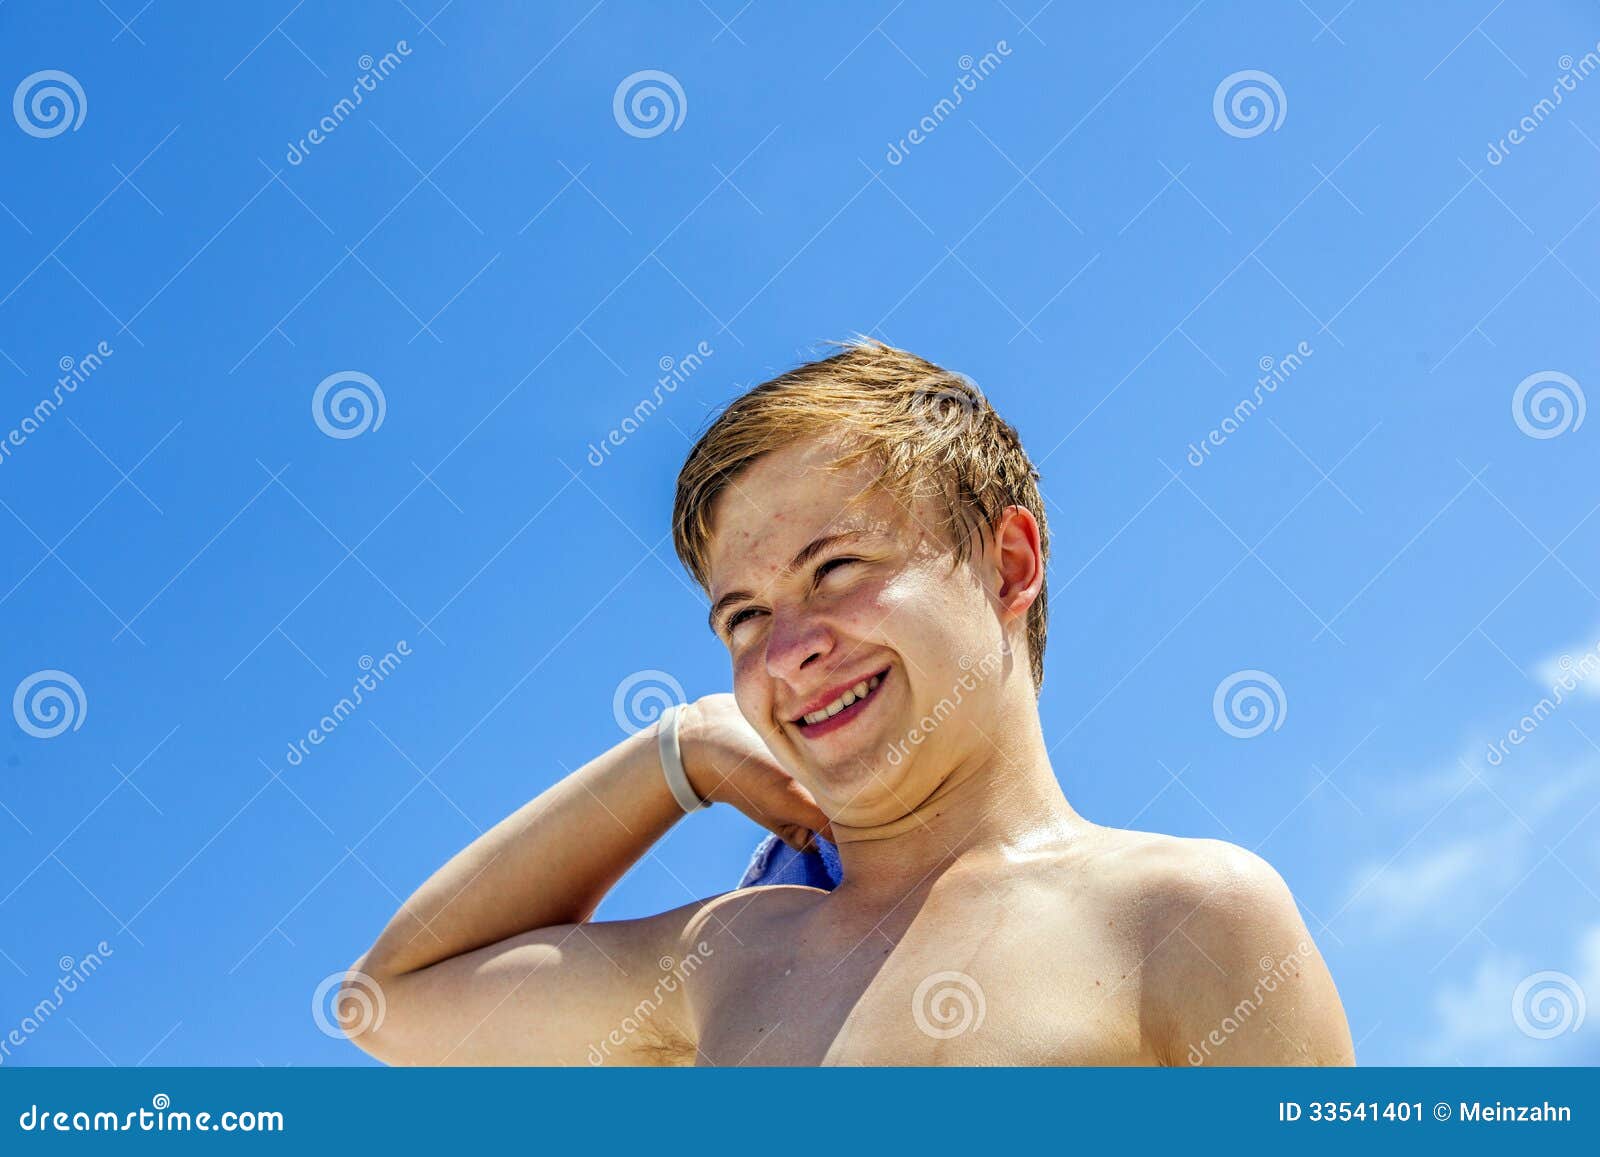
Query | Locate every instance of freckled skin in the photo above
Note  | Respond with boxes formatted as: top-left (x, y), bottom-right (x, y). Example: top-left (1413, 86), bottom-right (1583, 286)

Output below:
top-left (706, 435), bottom-right (1012, 828)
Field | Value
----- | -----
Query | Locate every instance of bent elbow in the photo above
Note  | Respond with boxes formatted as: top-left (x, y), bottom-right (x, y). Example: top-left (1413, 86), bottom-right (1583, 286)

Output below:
top-left (329, 960), bottom-right (399, 1060)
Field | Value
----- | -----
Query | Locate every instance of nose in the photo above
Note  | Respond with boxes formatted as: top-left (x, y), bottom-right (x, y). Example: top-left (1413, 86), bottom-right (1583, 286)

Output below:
top-left (765, 607), bottom-right (833, 687)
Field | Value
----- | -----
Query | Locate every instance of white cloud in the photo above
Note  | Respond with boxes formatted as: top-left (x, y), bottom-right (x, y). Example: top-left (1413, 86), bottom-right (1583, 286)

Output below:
top-left (1534, 625), bottom-right (1600, 702)
top-left (1419, 922), bottom-right (1599, 1065)
top-left (1339, 693), bottom-right (1600, 1064)
top-left (1341, 762), bottom-right (1591, 933)
top-left (1346, 827), bottom-right (1516, 932)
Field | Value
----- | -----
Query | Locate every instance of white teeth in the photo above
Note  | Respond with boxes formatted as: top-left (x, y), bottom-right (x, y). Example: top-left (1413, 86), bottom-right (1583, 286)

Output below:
top-left (800, 672), bottom-right (885, 727)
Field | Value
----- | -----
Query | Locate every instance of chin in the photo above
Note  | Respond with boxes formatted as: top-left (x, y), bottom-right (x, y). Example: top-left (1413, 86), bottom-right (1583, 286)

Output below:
top-left (814, 758), bottom-right (917, 820)
top-left (824, 793), bottom-right (915, 831)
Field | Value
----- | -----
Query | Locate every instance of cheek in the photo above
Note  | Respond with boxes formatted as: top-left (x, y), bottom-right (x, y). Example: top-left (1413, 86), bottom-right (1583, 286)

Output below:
top-left (730, 646), bottom-right (766, 704)
top-left (829, 581), bottom-right (896, 633)
top-left (729, 647), bottom-right (785, 745)
top-left (862, 565), bottom-right (958, 647)
top-left (874, 563), bottom-right (999, 697)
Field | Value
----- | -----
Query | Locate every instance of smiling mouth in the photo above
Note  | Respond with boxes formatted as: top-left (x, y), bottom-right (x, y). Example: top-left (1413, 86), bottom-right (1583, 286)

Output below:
top-left (793, 667), bottom-right (891, 737)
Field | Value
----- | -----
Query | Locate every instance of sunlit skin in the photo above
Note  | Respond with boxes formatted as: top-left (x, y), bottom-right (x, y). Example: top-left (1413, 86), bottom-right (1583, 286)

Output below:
top-left (708, 439), bottom-right (1024, 810)
top-left (343, 431), bottom-right (1357, 1067)
top-left (699, 433), bottom-right (1085, 902)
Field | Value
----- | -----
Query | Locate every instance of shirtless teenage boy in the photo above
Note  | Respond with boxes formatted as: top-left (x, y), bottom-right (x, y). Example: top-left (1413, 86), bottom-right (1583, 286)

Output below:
top-left (341, 340), bottom-right (1356, 1067)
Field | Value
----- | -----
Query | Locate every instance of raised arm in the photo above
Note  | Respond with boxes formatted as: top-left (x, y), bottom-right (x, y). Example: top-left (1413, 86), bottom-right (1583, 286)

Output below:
top-left (339, 693), bottom-right (829, 1066)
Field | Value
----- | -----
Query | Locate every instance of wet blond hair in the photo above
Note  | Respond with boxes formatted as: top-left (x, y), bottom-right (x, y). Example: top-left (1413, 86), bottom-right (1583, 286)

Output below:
top-left (672, 339), bottom-right (1051, 690)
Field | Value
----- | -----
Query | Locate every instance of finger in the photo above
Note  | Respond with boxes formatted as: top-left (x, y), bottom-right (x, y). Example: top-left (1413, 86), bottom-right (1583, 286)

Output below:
top-left (776, 781), bottom-right (831, 834)
top-left (775, 824), bottom-right (811, 853)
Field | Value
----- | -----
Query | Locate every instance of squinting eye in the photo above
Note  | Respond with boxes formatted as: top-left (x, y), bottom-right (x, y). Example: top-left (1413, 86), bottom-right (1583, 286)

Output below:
top-left (725, 607), bottom-right (764, 632)
top-left (817, 557), bottom-right (859, 579)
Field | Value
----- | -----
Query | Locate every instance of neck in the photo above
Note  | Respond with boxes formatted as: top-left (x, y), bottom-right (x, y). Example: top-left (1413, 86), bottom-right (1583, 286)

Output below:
top-left (826, 695), bottom-right (1085, 905)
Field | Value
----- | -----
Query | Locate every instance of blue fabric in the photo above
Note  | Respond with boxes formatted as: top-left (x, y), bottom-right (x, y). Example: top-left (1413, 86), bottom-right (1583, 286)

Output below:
top-left (737, 832), bottom-right (843, 889)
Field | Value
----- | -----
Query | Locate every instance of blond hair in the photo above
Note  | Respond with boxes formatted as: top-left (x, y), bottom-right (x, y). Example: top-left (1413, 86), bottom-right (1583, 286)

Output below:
top-left (672, 339), bottom-right (1051, 690)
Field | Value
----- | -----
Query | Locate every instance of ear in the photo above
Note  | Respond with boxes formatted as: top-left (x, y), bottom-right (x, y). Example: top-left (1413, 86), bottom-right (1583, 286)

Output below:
top-left (990, 504), bottom-right (1044, 627)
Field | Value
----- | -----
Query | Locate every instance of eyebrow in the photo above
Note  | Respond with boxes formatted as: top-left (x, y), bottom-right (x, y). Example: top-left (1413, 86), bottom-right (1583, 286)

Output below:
top-left (707, 530), bottom-right (868, 634)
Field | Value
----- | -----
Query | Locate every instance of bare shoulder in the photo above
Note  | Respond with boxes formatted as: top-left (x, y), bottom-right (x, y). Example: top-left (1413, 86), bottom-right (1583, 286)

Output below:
top-left (1074, 825), bottom-right (1356, 1067)
top-left (1077, 826), bottom-right (1291, 914)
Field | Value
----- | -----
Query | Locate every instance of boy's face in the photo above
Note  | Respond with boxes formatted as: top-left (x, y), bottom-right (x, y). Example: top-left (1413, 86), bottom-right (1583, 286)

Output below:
top-left (704, 435), bottom-right (1016, 827)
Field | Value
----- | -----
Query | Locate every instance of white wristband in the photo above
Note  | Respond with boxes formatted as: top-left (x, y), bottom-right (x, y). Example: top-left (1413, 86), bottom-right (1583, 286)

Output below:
top-left (658, 703), bottom-right (709, 814)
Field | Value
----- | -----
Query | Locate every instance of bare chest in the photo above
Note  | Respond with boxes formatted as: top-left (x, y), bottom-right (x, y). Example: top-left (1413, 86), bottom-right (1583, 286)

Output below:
top-left (690, 887), bottom-right (1153, 1066)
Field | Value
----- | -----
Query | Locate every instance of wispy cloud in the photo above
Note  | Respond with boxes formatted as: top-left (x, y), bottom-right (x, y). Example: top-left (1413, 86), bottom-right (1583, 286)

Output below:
top-left (1420, 923), bottom-right (1600, 1065)
top-left (1340, 757), bottom-right (1593, 933)
top-left (1533, 622), bottom-right (1600, 702)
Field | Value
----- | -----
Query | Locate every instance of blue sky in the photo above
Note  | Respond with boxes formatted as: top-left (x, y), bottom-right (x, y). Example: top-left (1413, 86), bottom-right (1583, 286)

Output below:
top-left (2, 0), bottom-right (1598, 1067)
